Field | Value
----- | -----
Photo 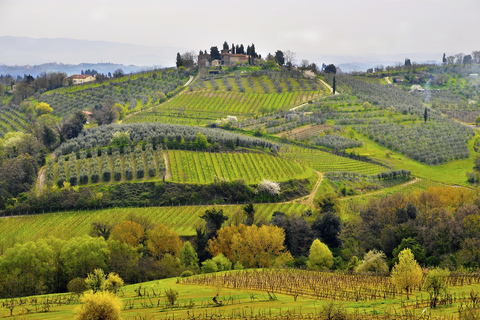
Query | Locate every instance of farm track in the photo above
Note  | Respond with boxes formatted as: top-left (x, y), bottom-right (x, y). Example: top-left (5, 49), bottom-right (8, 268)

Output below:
top-left (319, 79), bottom-right (339, 95)
top-left (385, 77), bottom-right (392, 84)
top-left (35, 166), bottom-right (46, 195)
top-left (163, 152), bottom-right (172, 180)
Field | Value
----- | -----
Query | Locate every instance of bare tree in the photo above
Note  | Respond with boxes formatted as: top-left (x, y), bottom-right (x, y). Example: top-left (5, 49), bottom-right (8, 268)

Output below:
top-left (472, 51), bottom-right (480, 64)
top-left (300, 59), bottom-right (309, 69)
top-left (455, 53), bottom-right (465, 65)
top-left (181, 51), bottom-right (196, 68)
top-left (446, 56), bottom-right (455, 65)
top-left (284, 50), bottom-right (296, 66)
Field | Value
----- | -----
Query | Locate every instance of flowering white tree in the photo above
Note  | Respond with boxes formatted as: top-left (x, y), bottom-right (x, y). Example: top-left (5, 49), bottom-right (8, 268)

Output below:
top-left (256, 179), bottom-right (280, 196)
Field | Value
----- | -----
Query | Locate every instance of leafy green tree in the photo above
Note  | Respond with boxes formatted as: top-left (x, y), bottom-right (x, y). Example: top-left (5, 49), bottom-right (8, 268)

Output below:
top-left (68, 278), bottom-right (88, 295)
top-left (194, 132), bottom-right (209, 149)
top-left (423, 268), bottom-right (450, 307)
top-left (60, 111), bottom-right (87, 140)
top-left (475, 116), bottom-right (480, 127)
top-left (307, 239), bottom-right (333, 270)
top-left (75, 291), bottom-right (121, 320)
top-left (107, 240), bottom-right (141, 284)
top-left (391, 248), bottom-right (423, 299)
top-left (179, 241), bottom-right (199, 269)
top-left (210, 46), bottom-right (221, 60)
top-left (60, 236), bottom-right (110, 280)
top-left (212, 253), bottom-right (232, 271)
top-left (201, 208), bottom-right (228, 239)
top-left (147, 223), bottom-right (182, 260)
top-left (243, 203), bottom-right (255, 226)
top-left (313, 211), bottom-right (342, 248)
top-left (201, 259), bottom-right (218, 273)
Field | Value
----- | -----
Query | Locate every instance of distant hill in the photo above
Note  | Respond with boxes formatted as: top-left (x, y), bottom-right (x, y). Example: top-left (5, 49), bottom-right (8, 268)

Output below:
top-left (0, 62), bottom-right (155, 78)
top-left (0, 36), bottom-right (189, 68)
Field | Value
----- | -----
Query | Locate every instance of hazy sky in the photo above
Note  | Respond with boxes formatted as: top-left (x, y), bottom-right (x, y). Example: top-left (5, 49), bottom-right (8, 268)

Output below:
top-left (1, 0), bottom-right (479, 62)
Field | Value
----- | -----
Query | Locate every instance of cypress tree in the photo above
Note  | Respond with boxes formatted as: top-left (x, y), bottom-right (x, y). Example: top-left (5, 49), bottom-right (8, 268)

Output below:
top-left (333, 76), bottom-right (336, 94)
top-left (424, 107), bottom-right (428, 123)
top-left (176, 53), bottom-right (183, 68)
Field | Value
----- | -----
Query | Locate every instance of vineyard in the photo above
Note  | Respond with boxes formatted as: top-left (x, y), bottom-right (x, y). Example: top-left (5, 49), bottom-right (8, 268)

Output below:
top-left (37, 69), bottom-right (190, 118)
top-left (281, 145), bottom-right (387, 175)
top-left (126, 70), bottom-right (327, 125)
top-left (0, 105), bottom-right (28, 137)
top-left (167, 150), bottom-right (309, 184)
top-left (0, 203), bottom-right (310, 246)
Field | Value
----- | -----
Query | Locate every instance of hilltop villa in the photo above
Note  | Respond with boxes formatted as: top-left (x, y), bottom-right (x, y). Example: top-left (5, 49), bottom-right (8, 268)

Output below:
top-left (198, 49), bottom-right (249, 67)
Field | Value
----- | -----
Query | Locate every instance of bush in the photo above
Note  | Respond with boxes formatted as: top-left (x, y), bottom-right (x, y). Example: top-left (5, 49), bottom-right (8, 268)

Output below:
top-left (164, 288), bottom-right (178, 307)
top-left (181, 271), bottom-right (194, 277)
top-left (68, 277), bottom-right (88, 295)
top-left (201, 259), bottom-right (218, 273)
top-left (75, 291), bottom-right (121, 320)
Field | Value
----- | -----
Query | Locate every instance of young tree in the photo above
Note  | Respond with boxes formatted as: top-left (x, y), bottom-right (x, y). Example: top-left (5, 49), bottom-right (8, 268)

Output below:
top-left (307, 239), bottom-right (333, 270)
top-left (179, 241), bottom-right (199, 269)
top-left (85, 268), bottom-right (106, 293)
top-left (423, 268), bottom-right (450, 307)
top-left (75, 291), bottom-right (121, 320)
top-left (102, 273), bottom-right (124, 294)
top-left (391, 248), bottom-right (423, 299)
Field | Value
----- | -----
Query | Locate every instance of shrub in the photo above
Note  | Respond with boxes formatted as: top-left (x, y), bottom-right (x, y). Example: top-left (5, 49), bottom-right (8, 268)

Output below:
top-left (164, 288), bottom-right (178, 307)
top-left (181, 271), bottom-right (194, 277)
top-left (201, 259), bottom-right (218, 273)
top-left (75, 291), bottom-right (121, 320)
top-left (256, 179), bottom-right (280, 196)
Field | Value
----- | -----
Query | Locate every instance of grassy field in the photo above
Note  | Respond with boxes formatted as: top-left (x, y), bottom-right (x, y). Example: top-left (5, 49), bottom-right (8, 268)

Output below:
top-left (345, 129), bottom-right (479, 186)
top-left (1, 270), bottom-right (480, 319)
top-left (0, 203), bottom-right (311, 248)
top-left (167, 150), bottom-right (311, 184)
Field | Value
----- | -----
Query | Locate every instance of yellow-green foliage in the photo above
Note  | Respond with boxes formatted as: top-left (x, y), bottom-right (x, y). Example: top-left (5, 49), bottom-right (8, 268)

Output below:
top-left (307, 239), bottom-right (333, 270)
top-left (391, 248), bottom-right (423, 299)
top-left (36, 102), bottom-right (53, 115)
top-left (75, 291), bottom-right (122, 320)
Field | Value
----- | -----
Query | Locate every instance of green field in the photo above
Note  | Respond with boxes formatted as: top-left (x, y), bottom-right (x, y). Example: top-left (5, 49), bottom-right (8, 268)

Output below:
top-left (167, 150), bottom-right (310, 184)
top-left (0, 203), bottom-right (310, 248)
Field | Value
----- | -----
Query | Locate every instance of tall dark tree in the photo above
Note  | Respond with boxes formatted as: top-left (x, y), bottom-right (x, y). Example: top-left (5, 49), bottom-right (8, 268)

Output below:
top-left (251, 44), bottom-right (257, 58)
top-left (200, 208), bottom-right (228, 239)
top-left (60, 111), bottom-right (87, 140)
top-left (442, 53), bottom-right (447, 64)
top-left (405, 58), bottom-right (412, 66)
top-left (237, 44), bottom-right (245, 54)
top-left (222, 41), bottom-right (229, 51)
top-left (176, 53), bottom-right (183, 68)
top-left (231, 43), bottom-right (235, 54)
top-left (210, 46), bottom-right (221, 60)
top-left (312, 212), bottom-right (342, 248)
top-left (324, 64), bottom-right (336, 74)
top-left (333, 76), bottom-right (336, 94)
top-left (424, 107), bottom-right (428, 123)
top-left (275, 50), bottom-right (285, 65)
top-left (463, 54), bottom-right (473, 64)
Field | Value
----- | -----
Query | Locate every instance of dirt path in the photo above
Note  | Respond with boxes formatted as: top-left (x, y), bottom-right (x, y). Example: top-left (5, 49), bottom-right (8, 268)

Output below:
top-left (319, 79), bottom-right (339, 95)
top-left (288, 170), bottom-right (323, 206)
top-left (289, 102), bottom-right (308, 111)
top-left (163, 152), bottom-right (171, 180)
top-left (35, 166), bottom-right (46, 195)
top-left (385, 77), bottom-right (392, 84)
top-left (340, 178), bottom-right (421, 201)
top-left (184, 75), bottom-right (194, 87)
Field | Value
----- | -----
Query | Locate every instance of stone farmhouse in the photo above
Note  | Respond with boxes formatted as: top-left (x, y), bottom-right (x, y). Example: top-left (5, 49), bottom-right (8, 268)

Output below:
top-left (198, 49), bottom-right (249, 67)
top-left (67, 74), bottom-right (96, 85)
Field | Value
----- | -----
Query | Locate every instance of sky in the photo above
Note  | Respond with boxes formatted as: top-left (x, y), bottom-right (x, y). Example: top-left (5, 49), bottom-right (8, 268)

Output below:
top-left (0, 0), bottom-right (479, 66)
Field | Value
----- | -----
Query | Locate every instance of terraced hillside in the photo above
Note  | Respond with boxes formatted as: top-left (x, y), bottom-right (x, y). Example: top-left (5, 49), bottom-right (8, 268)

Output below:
top-left (125, 70), bottom-right (327, 125)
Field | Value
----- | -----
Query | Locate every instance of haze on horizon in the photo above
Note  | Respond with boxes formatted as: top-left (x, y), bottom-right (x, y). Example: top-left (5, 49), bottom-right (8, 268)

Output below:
top-left (0, 0), bottom-right (479, 66)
